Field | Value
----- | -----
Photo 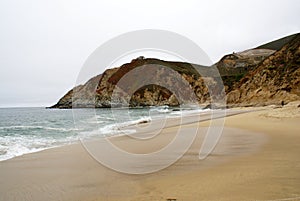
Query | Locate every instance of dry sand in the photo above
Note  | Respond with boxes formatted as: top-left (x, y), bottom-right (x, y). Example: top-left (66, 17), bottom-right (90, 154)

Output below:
top-left (0, 102), bottom-right (299, 201)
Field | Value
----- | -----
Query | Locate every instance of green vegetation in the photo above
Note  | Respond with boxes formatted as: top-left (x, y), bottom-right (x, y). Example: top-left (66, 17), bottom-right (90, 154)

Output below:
top-left (256, 33), bottom-right (298, 50)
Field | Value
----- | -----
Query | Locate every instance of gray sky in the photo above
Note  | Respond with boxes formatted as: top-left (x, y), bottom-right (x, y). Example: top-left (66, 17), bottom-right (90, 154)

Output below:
top-left (0, 0), bottom-right (299, 107)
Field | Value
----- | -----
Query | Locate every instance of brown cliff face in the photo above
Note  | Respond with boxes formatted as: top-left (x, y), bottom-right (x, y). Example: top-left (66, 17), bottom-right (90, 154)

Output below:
top-left (50, 33), bottom-right (300, 109)
top-left (89, 58), bottom-right (214, 107)
top-left (50, 57), bottom-right (223, 108)
top-left (227, 34), bottom-right (300, 106)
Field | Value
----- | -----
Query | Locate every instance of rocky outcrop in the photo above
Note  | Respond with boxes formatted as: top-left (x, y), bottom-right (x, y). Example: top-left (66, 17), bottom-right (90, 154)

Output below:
top-left (227, 33), bottom-right (300, 106)
top-left (50, 74), bottom-right (103, 108)
top-left (51, 58), bottom-right (219, 108)
top-left (50, 33), bottom-right (300, 109)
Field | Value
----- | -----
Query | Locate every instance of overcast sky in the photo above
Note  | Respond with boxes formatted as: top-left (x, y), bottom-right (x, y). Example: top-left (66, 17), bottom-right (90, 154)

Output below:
top-left (0, 0), bottom-right (299, 107)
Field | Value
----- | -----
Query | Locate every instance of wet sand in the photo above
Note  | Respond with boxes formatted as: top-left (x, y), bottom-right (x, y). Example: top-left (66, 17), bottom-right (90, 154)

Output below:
top-left (0, 103), bottom-right (299, 201)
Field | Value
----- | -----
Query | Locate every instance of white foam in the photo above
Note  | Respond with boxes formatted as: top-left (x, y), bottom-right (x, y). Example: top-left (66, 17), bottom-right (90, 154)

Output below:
top-left (79, 116), bottom-right (152, 139)
top-left (0, 125), bottom-right (79, 132)
top-left (149, 105), bottom-right (170, 113)
top-left (0, 132), bottom-right (79, 161)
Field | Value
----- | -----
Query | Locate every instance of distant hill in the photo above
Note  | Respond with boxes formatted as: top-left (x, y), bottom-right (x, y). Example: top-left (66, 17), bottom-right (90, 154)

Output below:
top-left (50, 33), bottom-right (300, 108)
top-left (255, 33), bottom-right (298, 50)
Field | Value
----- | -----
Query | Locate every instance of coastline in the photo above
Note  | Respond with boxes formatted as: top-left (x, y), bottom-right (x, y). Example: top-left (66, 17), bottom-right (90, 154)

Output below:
top-left (0, 103), bottom-right (299, 201)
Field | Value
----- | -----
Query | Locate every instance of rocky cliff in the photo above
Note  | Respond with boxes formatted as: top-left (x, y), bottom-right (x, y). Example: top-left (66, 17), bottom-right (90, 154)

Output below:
top-left (50, 33), bottom-right (300, 108)
top-left (227, 33), bottom-right (300, 106)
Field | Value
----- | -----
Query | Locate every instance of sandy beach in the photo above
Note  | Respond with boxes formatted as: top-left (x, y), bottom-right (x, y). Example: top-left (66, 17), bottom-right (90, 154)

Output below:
top-left (1, 1), bottom-right (299, 201)
top-left (0, 102), bottom-right (299, 201)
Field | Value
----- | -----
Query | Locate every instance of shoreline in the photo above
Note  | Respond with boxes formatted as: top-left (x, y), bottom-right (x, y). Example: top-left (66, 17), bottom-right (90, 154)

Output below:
top-left (0, 103), bottom-right (299, 201)
top-left (0, 108), bottom-right (248, 162)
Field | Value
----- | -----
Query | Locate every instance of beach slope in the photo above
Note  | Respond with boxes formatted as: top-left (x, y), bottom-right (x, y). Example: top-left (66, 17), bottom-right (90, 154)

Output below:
top-left (0, 103), bottom-right (299, 201)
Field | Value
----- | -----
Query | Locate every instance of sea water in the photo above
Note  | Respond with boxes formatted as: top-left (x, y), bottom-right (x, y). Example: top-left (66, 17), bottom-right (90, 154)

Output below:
top-left (0, 106), bottom-right (207, 161)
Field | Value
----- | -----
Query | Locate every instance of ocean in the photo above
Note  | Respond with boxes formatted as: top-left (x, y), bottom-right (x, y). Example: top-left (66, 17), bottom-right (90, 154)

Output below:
top-left (0, 106), bottom-right (206, 161)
